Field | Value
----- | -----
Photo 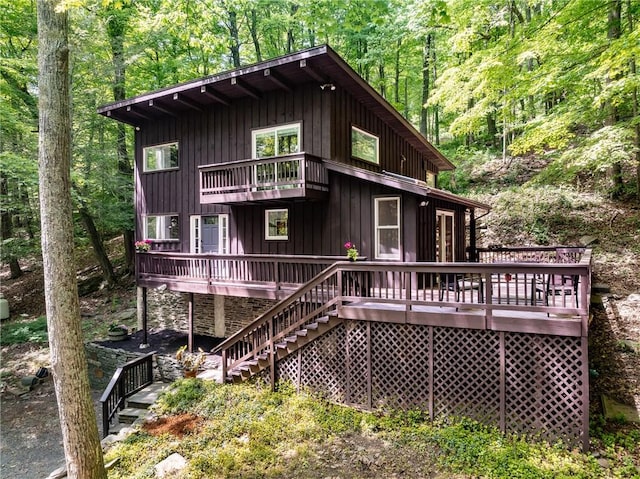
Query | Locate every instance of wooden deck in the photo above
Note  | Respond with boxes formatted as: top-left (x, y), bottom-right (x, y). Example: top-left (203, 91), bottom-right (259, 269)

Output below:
top-left (137, 247), bottom-right (591, 334)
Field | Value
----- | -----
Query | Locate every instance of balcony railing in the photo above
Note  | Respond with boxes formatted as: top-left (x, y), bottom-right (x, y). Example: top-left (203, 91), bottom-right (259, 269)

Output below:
top-left (199, 153), bottom-right (328, 204)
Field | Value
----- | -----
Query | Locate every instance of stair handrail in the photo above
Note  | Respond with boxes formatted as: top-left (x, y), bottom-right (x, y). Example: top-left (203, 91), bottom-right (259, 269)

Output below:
top-left (99, 351), bottom-right (156, 438)
top-left (213, 262), bottom-right (345, 382)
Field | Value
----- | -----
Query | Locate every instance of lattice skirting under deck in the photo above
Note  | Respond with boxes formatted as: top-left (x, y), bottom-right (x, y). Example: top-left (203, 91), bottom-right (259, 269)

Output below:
top-left (276, 321), bottom-right (588, 449)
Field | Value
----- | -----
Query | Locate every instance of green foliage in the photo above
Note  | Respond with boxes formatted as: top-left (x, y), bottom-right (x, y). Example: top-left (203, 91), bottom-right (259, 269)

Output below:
top-left (485, 186), bottom-right (597, 246)
top-left (0, 316), bottom-right (48, 345)
top-left (106, 380), bottom-right (637, 479)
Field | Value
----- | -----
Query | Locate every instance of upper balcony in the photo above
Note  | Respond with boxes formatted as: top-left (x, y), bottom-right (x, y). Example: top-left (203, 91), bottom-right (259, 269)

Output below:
top-left (199, 153), bottom-right (329, 204)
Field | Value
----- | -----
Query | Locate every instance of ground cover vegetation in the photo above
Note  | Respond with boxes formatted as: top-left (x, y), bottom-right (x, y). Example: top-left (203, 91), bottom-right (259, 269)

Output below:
top-left (103, 379), bottom-right (638, 478)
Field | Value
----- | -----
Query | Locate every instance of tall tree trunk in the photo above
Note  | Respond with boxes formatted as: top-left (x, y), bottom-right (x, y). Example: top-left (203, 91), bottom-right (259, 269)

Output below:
top-left (247, 9), bottom-right (262, 62)
top-left (106, 7), bottom-right (134, 273)
top-left (0, 173), bottom-right (23, 279)
top-left (420, 33), bottom-right (432, 137)
top-left (78, 203), bottom-right (116, 287)
top-left (286, 3), bottom-right (299, 53)
top-left (431, 36), bottom-right (440, 145)
top-left (628, 0), bottom-right (640, 202)
top-left (607, 0), bottom-right (623, 197)
top-left (36, 2), bottom-right (106, 478)
top-left (394, 38), bottom-right (401, 105)
top-left (378, 63), bottom-right (386, 98)
top-left (226, 6), bottom-right (241, 67)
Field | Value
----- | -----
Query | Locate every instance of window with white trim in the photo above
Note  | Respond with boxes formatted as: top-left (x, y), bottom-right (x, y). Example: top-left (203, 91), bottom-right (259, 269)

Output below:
top-left (351, 126), bottom-right (379, 164)
top-left (144, 215), bottom-right (179, 241)
top-left (143, 142), bottom-right (179, 172)
top-left (265, 209), bottom-right (288, 240)
top-left (252, 123), bottom-right (301, 159)
top-left (374, 197), bottom-right (400, 259)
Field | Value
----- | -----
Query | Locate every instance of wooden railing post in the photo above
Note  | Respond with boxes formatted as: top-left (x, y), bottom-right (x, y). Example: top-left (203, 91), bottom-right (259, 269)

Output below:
top-left (269, 316), bottom-right (276, 391)
top-left (221, 349), bottom-right (227, 384)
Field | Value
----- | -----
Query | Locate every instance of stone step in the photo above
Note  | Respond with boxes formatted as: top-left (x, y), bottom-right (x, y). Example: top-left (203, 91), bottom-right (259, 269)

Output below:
top-left (126, 382), bottom-right (168, 409)
top-left (118, 407), bottom-right (149, 424)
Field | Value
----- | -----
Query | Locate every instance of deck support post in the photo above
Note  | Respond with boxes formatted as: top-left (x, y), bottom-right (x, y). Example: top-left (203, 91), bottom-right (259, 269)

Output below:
top-left (469, 209), bottom-right (477, 262)
top-left (141, 287), bottom-right (148, 347)
top-left (188, 293), bottom-right (194, 352)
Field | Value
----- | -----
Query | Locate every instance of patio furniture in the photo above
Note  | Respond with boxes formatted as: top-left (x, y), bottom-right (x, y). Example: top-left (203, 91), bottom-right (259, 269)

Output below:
top-left (439, 273), bottom-right (484, 303)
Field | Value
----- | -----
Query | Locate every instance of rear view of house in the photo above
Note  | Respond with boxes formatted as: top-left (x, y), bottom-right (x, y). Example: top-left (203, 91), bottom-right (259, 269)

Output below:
top-left (99, 45), bottom-right (592, 450)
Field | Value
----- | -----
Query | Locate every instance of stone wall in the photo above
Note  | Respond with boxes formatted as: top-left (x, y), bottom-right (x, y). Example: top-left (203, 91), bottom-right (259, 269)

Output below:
top-left (142, 288), bottom-right (277, 338)
top-left (85, 342), bottom-right (182, 391)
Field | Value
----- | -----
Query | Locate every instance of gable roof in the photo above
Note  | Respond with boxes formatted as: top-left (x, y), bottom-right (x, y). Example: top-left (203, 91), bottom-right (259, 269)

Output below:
top-left (98, 45), bottom-right (454, 171)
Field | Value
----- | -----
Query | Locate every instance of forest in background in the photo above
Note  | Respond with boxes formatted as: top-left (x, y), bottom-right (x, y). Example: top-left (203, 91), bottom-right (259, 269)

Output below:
top-left (2, 0), bottom-right (639, 282)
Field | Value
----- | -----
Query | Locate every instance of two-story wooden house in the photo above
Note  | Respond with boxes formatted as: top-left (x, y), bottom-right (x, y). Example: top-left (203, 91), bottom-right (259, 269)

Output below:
top-left (99, 45), bottom-right (592, 450)
top-left (99, 45), bottom-right (488, 333)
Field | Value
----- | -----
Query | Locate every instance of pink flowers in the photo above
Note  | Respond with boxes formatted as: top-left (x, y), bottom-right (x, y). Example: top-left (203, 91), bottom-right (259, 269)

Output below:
top-left (135, 239), bottom-right (152, 252)
top-left (344, 241), bottom-right (358, 261)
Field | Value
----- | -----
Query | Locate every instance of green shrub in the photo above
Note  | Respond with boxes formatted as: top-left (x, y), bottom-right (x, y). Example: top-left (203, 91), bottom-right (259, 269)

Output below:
top-left (0, 316), bottom-right (48, 345)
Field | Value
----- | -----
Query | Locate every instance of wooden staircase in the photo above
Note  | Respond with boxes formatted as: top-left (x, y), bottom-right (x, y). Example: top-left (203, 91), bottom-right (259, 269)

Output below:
top-left (227, 313), bottom-right (341, 382)
top-left (214, 263), bottom-right (359, 385)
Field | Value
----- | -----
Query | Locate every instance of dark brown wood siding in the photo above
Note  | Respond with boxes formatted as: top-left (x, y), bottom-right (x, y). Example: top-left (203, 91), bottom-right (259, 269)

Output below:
top-left (229, 173), bottom-right (417, 259)
top-left (134, 82), bottom-right (463, 259)
top-left (331, 88), bottom-right (437, 181)
top-left (135, 86), bottom-right (332, 251)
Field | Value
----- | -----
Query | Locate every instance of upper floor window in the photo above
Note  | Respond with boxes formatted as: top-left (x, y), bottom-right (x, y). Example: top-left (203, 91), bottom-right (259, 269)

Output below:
top-left (143, 142), bottom-right (179, 172)
top-left (351, 126), bottom-right (379, 164)
top-left (426, 171), bottom-right (436, 187)
top-left (374, 197), bottom-right (400, 259)
top-left (144, 214), bottom-right (179, 241)
top-left (252, 123), bottom-right (301, 159)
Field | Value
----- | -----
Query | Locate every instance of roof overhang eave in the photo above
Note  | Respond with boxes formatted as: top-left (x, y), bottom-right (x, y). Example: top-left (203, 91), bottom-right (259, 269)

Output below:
top-left (324, 160), bottom-right (490, 211)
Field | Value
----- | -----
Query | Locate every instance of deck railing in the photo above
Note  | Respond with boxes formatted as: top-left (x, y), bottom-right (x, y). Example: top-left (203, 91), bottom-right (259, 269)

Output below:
top-left (477, 246), bottom-right (585, 264)
top-left (215, 247), bottom-right (592, 387)
top-left (99, 352), bottom-right (155, 437)
top-left (137, 253), bottom-right (343, 296)
top-left (199, 152), bottom-right (328, 203)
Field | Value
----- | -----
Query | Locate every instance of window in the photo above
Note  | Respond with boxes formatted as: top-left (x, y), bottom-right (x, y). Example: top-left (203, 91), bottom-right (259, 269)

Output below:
top-left (426, 171), bottom-right (436, 187)
top-left (252, 123), bottom-right (301, 159)
top-left (144, 215), bottom-right (179, 241)
top-left (351, 126), bottom-right (379, 164)
top-left (265, 209), bottom-right (288, 240)
top-left (374, 197), bottom-right (400, 259)
top-left (190, 215), bottom-right (229, 254)
top-left (143, 142), bottom-right (179, 172)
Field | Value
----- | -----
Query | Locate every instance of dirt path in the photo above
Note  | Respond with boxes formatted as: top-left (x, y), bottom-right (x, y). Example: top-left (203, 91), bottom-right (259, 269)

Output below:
top-left (0, 378), bottom-right (103, 479)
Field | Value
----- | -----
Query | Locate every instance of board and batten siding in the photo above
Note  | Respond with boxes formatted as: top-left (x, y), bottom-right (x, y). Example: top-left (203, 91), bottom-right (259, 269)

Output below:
top-left (134, 82), bottom-right (456, 259)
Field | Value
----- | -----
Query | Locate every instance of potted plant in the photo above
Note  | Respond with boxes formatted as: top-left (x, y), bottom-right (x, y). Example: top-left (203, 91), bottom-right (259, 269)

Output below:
top-left (107, 323), bottom-right (129, 341)
top-left (135, 239), bottom-right (152, 252)
top-left (344, 241), bottom-right (359, 261)
top-left (176, 345), bottom-right (206, 377)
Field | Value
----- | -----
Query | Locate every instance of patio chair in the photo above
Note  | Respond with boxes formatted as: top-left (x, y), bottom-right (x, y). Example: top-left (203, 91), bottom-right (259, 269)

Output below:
top-left (537, 273), bottom-right (579, 308)
top-left (439, 273), bottom-right (484, 303)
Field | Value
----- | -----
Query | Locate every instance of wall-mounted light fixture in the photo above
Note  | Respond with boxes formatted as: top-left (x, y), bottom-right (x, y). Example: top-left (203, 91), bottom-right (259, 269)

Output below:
top-left (419, 200), bottom-right (429, 207)
top-left (320, 83), bottom-right (336, 91)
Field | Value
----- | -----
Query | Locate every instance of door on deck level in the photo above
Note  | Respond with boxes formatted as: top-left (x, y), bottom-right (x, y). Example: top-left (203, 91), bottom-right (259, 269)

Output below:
top-left (436, 210), bottom-right (455, 262)
top-left (190, 215), bottom-right (229, 278)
